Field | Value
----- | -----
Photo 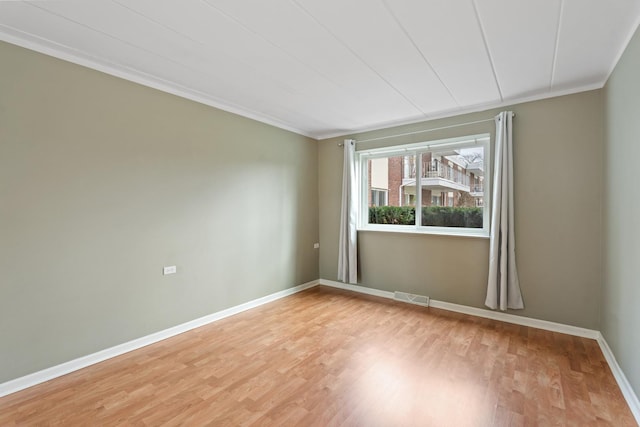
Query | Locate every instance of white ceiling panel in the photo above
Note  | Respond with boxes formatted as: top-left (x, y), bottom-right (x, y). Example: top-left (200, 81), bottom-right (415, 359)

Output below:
top-left (475, 0), bottom-right (561, 100)
top-left (33, 0), bottom-right (318, 96)
top-left (385, 0), bottom-right (502, 107)
top-left (553, 0), bottom-right (640, 91)
top-left (293, 0), bottom-right (458, 116)
top-left (106, 0), bottom-right (399, 130)
top-left (1, 0), bottom-right (639, 138)
top-left (0, 2), bottom-right (202, 87)
top-left (200, 0), bottom-right (425, 127)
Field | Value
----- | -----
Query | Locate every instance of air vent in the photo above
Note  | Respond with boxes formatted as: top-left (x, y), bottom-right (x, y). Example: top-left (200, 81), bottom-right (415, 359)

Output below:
top-left (393, 291), bottom-right (429, 307)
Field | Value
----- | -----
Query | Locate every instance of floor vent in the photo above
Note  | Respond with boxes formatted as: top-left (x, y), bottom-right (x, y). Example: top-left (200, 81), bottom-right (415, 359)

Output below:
top-left (393, 291), bottom-right (430, 307)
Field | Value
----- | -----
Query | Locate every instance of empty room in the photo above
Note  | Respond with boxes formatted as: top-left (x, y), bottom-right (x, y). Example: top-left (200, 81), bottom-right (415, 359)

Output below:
top-left (1, 1), bottom-right (640, 426)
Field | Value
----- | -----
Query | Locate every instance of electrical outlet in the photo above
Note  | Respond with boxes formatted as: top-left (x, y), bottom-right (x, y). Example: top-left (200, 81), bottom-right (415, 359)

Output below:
top-left (313, 243), bottom-right (320, 249)
top-left (163, 265), bottom-right (177, 275)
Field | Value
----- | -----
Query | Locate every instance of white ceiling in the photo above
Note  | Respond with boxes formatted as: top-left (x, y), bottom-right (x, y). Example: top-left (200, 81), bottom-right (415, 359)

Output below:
top-left (1, 1), bottom-right (639, 139)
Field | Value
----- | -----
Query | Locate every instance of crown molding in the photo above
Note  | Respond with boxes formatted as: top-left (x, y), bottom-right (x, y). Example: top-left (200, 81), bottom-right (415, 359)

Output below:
top-left (315, 82), bottom-right (604, 141)
top-left (0, 26), bottom-right (316, 139)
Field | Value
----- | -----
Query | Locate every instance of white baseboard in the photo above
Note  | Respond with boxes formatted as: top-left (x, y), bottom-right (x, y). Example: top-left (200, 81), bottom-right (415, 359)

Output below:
top-left (0, 279), bottom-right (318, 398)
top-left (427, 300), bottom-right (600, 339)
top-left (319, 279), bottom-right (395, 299)
top-left (319, 279), bottom-right (599, 339)
top-left (596, 333), bottom-right (640, 424)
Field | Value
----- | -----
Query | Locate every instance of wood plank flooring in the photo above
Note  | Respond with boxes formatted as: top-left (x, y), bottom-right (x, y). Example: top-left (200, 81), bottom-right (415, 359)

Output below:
top-left (0, 286), bottom-right (636, 426)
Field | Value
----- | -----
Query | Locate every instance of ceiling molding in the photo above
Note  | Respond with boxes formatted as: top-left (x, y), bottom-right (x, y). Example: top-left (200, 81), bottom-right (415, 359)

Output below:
top-left (315, 81), bottom-right (603, 141)
top-left (0, 26), bottom-right (317, 139)
top-left (1, 24), bottom-right (606, 143)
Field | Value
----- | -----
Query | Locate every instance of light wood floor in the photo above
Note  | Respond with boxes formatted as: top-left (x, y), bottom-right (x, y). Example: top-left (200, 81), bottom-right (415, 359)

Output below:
top-left (0, 286), bottom-right (636, 426)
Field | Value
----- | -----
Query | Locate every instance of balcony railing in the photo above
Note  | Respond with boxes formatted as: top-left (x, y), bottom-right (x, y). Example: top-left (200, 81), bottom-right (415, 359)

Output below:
top-left (405, 165), bottom-right (469, 186)
top-left (401, 157), bottom-right (483, 191)
top-left (423, 169), bottom-right (469, 186)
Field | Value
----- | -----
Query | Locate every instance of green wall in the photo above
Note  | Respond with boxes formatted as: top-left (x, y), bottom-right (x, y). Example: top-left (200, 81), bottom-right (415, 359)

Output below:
top-left (603, 24), bottom-right (640, 397)
top-left (0, 41), bottom-right (319, 383)
top-left (319, 90), bottom-right (604, 329)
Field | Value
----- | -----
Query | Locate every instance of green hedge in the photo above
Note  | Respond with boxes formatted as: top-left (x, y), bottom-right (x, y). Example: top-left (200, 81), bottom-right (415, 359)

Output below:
top-left (368, 205), bottom-right (416, 225)
top-left (369, 206), bottom-right (482, 228)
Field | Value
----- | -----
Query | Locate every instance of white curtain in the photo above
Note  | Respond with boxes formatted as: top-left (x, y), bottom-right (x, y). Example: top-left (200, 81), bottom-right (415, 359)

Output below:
top-left (338, 139), bottom-right (358, 284)
top-left (486, 112), bottom-right (524, 310)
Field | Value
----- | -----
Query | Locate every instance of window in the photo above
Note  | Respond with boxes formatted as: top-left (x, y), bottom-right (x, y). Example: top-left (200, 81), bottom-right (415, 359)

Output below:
top-left (370, 189), bottom-right (388, 206)
top-left (357, 134), bottom-right (490, 237)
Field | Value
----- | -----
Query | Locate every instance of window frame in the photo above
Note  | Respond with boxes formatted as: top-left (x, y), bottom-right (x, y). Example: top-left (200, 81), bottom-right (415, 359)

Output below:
top-left (356, 134), bottom-right (491, 238)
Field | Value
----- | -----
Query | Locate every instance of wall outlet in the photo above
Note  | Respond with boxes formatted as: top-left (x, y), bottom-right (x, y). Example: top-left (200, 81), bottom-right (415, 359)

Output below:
top-left (313, 243), bottom-right (320, 249)
top-left (163, 266), bottom-right (177, 275)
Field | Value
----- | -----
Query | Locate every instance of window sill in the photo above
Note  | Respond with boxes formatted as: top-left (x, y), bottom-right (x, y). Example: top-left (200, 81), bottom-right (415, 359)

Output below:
top-left (357, 225), bottom-right (490, 239)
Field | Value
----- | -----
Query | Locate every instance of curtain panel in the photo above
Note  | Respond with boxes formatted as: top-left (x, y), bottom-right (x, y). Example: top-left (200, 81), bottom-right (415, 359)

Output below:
top-left (337, 139), bottom-right (358, 284)
top-left (486, 111), bottom-right (524, 310)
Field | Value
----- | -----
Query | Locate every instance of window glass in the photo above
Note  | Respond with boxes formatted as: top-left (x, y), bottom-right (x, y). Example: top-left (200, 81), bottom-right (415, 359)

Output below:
top-left (358, 135), bottom-right (490, 236)
top-left (367, 155), bottom-right (415, 225)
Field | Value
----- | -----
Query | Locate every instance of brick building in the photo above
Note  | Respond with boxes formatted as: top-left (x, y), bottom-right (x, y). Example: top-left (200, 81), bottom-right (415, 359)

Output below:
top-left (368, 148), bottom-right (484, 208)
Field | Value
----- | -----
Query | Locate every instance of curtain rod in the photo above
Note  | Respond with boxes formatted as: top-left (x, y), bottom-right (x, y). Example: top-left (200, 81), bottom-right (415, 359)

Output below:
top-left (337, 112), bottom-right (515, 146)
